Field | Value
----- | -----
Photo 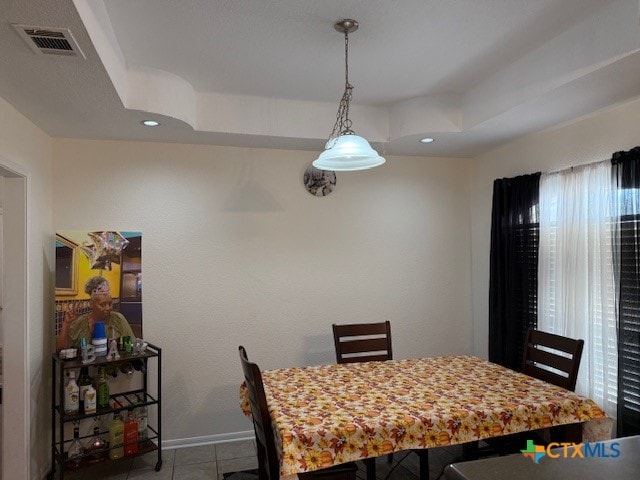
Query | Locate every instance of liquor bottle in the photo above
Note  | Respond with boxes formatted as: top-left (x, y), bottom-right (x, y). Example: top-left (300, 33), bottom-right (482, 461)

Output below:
top-left (119, 362), bottom-right (134, 376)
top-left (84, 426), bottom-right (107, 464)
top-left (67, 426), bottom-right (84, 470)
top-left (105, 363), bottom-right (119, 378)
top-left (84, 384), bottom-right (97, 414)
top-left (123, 409), bottom-right (139, 456)
top-left (108, 413), bottom-right (125, 460)
top-left (135, 406), bottom-right (148, 440)
top-left (96, 367), bottom-right (110, 409)
top-left (131, 359), bottom-right (147, 373)
top-left (64, 370), bottom-right (80, 414)
top-left (77, 367), bottom-right (92, 412)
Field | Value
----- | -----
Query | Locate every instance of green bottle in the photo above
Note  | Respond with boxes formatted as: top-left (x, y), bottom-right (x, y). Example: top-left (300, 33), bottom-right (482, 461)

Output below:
top-left (77, 367), bottom-right (93, 411)
top-left (96, 367), bottom-right (110, 409)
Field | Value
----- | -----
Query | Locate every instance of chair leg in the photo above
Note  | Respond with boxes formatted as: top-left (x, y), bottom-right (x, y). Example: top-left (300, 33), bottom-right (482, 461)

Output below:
top-left (416, 449), bottom-right (429, 480)
top-left (364, 457), bottom-right (376, 480)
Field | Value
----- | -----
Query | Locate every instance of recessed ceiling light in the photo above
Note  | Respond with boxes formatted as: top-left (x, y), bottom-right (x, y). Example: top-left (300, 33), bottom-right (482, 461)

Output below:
top-left (420, 137), bottom-right (434, 144)
top-left (141, 120), bottom-right (160, 127)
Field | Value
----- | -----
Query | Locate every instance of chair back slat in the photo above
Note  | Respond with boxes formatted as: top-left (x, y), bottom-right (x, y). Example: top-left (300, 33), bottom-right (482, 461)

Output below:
top-left (524, 364), bottom-right (574, 389)
top-left (337, 338), bottom-right (390, 355)
top-left (333, 321), bottom-right (392, 364)
top-left (334, 322), bottom-right (390, 337)
top-left (526, 347), bottom-right (574, 373)
top-left (522, 329), bottom-right (584, 391)
top-left (337, 353), bottom-right (392, 364)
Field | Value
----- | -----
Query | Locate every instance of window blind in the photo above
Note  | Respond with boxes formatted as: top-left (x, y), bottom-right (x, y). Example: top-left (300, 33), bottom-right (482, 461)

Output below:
top-left (617, 213), bottom-right (640, 436)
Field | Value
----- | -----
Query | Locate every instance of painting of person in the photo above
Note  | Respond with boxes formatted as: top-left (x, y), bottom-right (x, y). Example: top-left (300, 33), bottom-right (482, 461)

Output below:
top-left (56, 275), bottom-right (134, 350)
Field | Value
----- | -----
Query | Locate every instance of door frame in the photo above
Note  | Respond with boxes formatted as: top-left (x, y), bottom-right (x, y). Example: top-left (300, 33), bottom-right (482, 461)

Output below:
top-left (0, 157), bottom-right (29, 480)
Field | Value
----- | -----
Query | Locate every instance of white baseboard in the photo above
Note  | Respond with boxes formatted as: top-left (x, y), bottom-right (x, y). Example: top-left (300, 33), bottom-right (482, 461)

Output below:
top-left (163, 430), bottom-right (255, 450)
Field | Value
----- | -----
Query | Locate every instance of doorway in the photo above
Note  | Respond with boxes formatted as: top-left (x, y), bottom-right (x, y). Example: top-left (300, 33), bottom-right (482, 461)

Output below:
top-left (0, 204), bottom-right (3, 475)
top-left (0, 161), bottom-right (28, 480)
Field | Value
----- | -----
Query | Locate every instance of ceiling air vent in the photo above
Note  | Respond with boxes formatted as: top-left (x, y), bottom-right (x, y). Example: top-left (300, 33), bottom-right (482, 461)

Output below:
top-left (12, 24), bottom-right (85, 58)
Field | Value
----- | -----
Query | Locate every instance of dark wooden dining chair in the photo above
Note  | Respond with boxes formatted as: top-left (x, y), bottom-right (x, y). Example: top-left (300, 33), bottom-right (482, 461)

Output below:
top-left (469, 329), bottom-right (585, 460)
top-left (522, 328), bottom-right (584, 391)
top-left (332, 321), bottom-right (395, 470)
top-left (238, 346), bottom-right (358, 480)
top-left (521, 328), bottom-right (585, 446)
top-left (331, 322), bottom-right (428, 479)
top-left (332, 321), bottom-right (392, 364)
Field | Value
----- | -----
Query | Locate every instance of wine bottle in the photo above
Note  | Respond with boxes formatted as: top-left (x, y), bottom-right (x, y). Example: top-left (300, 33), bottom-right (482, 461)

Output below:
top-left (131, 359), bottom-right (147, 373)
top-left (119, 362), bottom-right (134, 376)
top-left (96, 367), bottom-right (110, 409)
top-left (77, 367), bottom-right (92, 412)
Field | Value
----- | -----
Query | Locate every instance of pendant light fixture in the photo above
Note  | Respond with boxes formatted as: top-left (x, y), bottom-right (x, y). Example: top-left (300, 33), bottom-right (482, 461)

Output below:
top-left (312, 19), bottom-right (385, 172)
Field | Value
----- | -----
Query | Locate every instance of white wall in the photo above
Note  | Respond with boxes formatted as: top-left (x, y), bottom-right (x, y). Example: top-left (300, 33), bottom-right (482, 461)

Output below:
top-left (0, 96), bottom-right (53, 480)
top-left (52, 139), bottom-right (472, 442)
top-left (470, 97), bottom-right (640, 357)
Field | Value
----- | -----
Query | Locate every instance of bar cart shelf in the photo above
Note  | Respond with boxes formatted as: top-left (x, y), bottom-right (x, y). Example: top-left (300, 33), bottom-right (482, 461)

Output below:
top-left (48, 344), bottom-right (162, 480)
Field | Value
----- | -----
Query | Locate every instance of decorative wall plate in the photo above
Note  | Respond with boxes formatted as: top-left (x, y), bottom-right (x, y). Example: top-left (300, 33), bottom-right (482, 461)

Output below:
top-left (304, 165), bottom-right (337, 197)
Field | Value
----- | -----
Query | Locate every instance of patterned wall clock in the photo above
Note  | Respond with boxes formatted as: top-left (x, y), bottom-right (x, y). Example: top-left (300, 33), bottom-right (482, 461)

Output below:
top-left (303, 165), bottom-right (337, 197)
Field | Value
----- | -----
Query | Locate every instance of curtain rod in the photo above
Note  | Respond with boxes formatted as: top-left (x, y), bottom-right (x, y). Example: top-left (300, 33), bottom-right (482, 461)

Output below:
top-left (546, 146), bottom-right (639, 175)
top-left (545, 157), bottom-right (610, 176)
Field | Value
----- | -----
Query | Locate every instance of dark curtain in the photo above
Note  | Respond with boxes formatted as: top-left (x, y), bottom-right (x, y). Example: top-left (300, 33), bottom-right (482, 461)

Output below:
top-left (612, 146), bottom-right (640, 437)
top-left (489, 173), bottom-right (541, 371)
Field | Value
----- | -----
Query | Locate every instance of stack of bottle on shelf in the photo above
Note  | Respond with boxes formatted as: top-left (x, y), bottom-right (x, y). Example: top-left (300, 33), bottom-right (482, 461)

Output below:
top-left (65, 408), bottom-right (148, 470)
top-left (67, 424), bottom-right (109, 470)
top-left (64, 366), bottom-right (115, 415)
top-left (62, 336), bottom-right (149, 470)
top-left (109, 408), bottom-right (142, 460)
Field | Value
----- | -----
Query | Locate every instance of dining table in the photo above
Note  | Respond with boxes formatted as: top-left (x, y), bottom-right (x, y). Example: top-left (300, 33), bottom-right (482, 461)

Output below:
top-left (239, 355), bottom-right (609, 480)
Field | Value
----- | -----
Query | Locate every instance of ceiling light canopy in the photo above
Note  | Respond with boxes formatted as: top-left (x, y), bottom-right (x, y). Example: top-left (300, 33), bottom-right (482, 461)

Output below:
top-left (313, 19), bottom-right (385, 172)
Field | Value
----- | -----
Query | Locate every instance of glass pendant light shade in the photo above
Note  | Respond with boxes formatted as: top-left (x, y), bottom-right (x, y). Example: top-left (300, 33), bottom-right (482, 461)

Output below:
top-left (313, 134), bottom-right (385, 171)
top-left (314, 19), bottom-right (386, 172)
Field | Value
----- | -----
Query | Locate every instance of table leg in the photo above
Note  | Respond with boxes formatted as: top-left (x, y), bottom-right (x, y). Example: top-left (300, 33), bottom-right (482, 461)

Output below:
top-left (563, 423), bottom-right (582, 443)
top-left (364, 457), bottom-right (376, 480)
top-left (462, 441), bottom-right (479, 460)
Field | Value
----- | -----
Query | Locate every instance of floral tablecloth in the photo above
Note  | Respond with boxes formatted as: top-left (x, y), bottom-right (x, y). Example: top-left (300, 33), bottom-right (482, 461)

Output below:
top-left (239, 355), bottom-right (607, 477)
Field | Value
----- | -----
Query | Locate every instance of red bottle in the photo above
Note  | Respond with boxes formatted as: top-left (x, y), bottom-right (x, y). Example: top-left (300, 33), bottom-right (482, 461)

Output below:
top-left (123, 410), bottom-right (139, 456)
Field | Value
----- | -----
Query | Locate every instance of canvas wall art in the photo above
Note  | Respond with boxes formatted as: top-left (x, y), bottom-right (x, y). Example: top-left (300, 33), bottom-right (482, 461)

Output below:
top-left (55, 230), bottom-right (142, 352)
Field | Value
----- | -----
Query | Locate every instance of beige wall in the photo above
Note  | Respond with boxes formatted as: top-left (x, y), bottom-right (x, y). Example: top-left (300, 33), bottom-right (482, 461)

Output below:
top-left (52, 139), bottom-right (473, 442)
top-left (4, 80), bottom-right (639, 465)
top-left (470, 97), bottom-right (640, 357)
top-left (0, 96), bottom-right (53, 480)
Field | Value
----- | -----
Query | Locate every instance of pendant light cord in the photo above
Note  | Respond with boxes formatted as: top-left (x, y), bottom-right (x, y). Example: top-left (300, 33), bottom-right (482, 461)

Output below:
top-left (329, 29), bottom-right (354, 141)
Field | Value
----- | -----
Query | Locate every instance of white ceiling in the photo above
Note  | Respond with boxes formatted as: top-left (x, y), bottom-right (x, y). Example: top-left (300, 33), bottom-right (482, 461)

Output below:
top-left (1, 0), bottom-right (639, 157)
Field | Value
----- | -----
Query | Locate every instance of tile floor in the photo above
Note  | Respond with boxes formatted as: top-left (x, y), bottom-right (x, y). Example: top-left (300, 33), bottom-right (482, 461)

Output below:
top-left (55, 439), bottom-right (466, 480)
